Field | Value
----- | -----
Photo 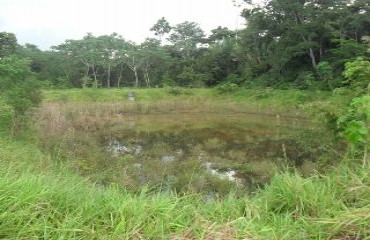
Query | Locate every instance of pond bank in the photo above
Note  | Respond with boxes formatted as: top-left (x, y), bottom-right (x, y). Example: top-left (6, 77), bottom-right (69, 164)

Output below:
top-left (1, 88), bottom-right (365, 239)
top-left (34, 88), bottom-right (344, 195)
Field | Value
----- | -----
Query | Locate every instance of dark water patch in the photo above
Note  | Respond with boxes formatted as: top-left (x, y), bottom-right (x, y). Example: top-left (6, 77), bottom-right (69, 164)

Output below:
top-left (38, 111), bottom-right (336, 195)
top-left (94, 113), bottom-right (322, 194)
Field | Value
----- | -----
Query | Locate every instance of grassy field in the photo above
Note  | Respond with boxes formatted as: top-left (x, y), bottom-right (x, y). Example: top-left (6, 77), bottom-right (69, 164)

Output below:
top-left (43, 87), bottom-right (353, 107)
top-left (1, 88), bottom-right (369, 239)
top-left (41, 87), bottom-right (354, 120)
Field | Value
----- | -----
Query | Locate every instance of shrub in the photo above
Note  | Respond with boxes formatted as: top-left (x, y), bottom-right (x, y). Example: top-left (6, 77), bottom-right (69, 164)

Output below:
top-left (337, 95), bottom-right (370, 165)
top-left (295, 71), bottom-right (316, 90)
top-left (0, 55), bottom-right (42, 136)
top-left (3, 78), bottom-right (42, 116)
top-left (167, 87), bottom-right (183, 96)
top-left (343, 57), bottom-right (370, 91)
top-left (316, 61), bottom-right (334, 90)
top-left (224, 74), bottom-right (242, 85)
top-left (0, 55), bottom-right (42, 117)
top-left (216, 82), bottom-right (239, 94)
top-left (81, 76), bottom-right (95, 88)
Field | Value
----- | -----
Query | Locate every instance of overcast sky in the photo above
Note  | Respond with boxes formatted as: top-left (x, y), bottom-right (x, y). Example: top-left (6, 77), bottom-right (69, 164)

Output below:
top-left (0, 0), bottom-right (246, 50)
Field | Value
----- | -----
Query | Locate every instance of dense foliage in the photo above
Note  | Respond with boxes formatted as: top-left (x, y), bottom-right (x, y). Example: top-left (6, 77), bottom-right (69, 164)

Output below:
top-left (0, 34), bottom-right (42, 120)
top-left (1, 0), bottom-right (368, 89)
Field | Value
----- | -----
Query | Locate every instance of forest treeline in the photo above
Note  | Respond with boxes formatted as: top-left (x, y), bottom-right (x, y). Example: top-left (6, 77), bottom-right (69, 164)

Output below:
top-left (1, 0), bottom-right (370, 90)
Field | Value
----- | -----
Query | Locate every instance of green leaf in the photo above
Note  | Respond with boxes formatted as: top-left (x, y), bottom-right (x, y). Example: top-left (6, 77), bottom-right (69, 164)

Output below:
top-left (344, 120), bottom-right (368, 144)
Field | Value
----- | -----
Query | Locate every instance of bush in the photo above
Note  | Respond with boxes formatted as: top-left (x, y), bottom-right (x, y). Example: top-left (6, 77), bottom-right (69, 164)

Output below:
top-left (316, 61), bottom-right (334, 90)
top-left (216, 82), bottom-right (239, 94)
top-left (3, 78), bottom-right (42, 116)
top-left (177, 67), bottom-right (209, 87)
top-left (295, 71), bottom-right (316, 90)
top-left (0, 55), bottom-right (42, 117)
top-left (161, 74), bottom-right (176, 87)
top-left (224, 74), bottom-right (242, 85)
top-left (337, 95), bottom-right (370, 164)
top-left (167, 87), bottom-right (183, 96)
top-left (80, 76), bottom-right (95, 88)
top-left (343, 57), bottom-right (370, 91)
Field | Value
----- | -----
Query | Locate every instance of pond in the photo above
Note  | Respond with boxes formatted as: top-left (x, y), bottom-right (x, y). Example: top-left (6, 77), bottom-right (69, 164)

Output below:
top-left (37, 103), bottom-right (325, 195)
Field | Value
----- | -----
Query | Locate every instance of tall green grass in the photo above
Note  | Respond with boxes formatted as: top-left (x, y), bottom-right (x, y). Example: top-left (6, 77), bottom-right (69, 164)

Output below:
top-left (1, 88), bottom-right (368, 239)
top-left (43, 88), bottom-right (353, 113)
top-left (1, 136), bottom-right (370, 239)
top-left (0, 139), bottom-right (251, 239)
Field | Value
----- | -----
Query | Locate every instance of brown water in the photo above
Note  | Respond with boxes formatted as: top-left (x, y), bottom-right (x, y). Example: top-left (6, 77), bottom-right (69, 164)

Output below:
top-left (38, 107), bottom-right (324, 195)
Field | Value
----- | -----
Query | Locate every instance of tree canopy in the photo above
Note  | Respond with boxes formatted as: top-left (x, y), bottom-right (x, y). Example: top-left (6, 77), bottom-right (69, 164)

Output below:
top-left (1, 0), bottom-right (369, 90)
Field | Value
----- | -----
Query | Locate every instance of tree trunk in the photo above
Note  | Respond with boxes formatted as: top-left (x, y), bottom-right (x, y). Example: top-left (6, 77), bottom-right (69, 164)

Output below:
top-left (62, 68), bottom-right (70, 83)
top-left (145, 61), bottom-right (151, 87)
top-left (85, 65), bottom-right (90, 77)
top-left (134, 66), bottom-right (139, 87)
top-left (294, 11), bottom-right (317, 69)
top-left (107, 63), bottom-right (111, 88)
top-left (145, 71), bottom-right (150, 87)
top-left (298, 32), bottom-right (317, 68)
top-left (308, 47), bottom-right (317, 68)
top-left (299, 33), bottom-right (317, 68)
top-left (254, 35), bottom-right (262, 64)
top-left (117, 63), bottom-right (123, 88)
top-left (92, 65), bottom-right (98, 88)
top-left (130, 56), bottom-right (139, 87)
top-left (128, 65), bottom-right (139, 87)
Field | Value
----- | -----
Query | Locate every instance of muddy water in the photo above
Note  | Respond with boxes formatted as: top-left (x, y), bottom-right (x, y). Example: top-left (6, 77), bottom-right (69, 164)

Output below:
top-left (39, 109), bottom-right (322, 195)
top-left (95, 112), bottom-right (319, 192)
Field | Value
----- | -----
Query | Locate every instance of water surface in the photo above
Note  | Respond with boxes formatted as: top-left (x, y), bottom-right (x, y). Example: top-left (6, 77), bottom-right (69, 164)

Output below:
top-left (98, 112), bottom-right (316, 192)
top-left (38, 107), bottom-right (322, 195)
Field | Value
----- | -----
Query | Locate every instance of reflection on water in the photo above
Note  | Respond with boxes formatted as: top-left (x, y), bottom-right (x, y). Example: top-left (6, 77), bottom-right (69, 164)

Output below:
top-left (104, 139), bottom-right (142, 157)
top-left (95, 112), bottom-right (317, 192)
top-left (203, 162), bottom-right (242, 184)
top-left (38, 109), bottom-right (324, 194)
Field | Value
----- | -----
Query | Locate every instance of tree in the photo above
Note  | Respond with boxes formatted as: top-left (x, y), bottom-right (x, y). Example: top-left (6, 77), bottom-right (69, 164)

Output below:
top-left (0, 55), bottom-right (42, 135)
top-left (168, 21), bottom-right (206, 86)
top-left (208, 26), bottom-right (236, 44)
top-left (328, 39), bottom-right (367, 69)
top-left (113, 38), bottom-right (131, 87)
top-left (18, 44), bottom-right (74, 88)
top-left (97, 33), bottom-right (122, 88)
top-left (150, 17), bottom-right (172, 42)
top-left (54, 33), bottom-right (102, 87)
top-left (316, 61), bottom-right (334, 90)
top-left (343, 57), bottom-right (370, 90)
top-left (338, 95), bottom-right (370, 166)
top-left (199, 37), bottom-right (240, 86)
top-left (0, 32), bottom-right (18, 58)
top-left (120, 42), bottom-right (141, 87)
top-left (169, 21), bottom-right (205, 59)
top-left (138, 38), bottom-right (171, 87)
top-left (238, 0), bottom-right (370, 87)
top-left (0, 33), bottom-right (41, 136)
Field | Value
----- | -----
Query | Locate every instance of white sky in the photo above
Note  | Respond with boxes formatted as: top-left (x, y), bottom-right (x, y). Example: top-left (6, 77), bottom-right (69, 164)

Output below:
top-left (0, 0), bottom-right (246, 50)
